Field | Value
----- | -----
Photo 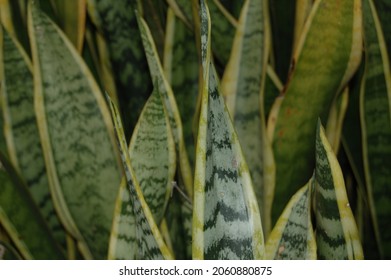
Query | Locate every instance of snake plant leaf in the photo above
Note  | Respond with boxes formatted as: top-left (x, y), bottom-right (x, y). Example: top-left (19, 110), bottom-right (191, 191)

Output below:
top-left (264, 66), bottom-right (283, 119)
top-left (0, 27), bottom-right (66, 246)
top-left (0, 240), bottom-right (22, 260)
top-left (137, 13), bottom-right (193, 199)
top-left (221, 0), bottom-right (270, 230)
top-left (108, 178), bottom-right (136, 260)
top-left (28, 2), bottom-right (122, 259)
top-left (192, 0), bottom-right (264, 260)
top-left (217, 0), bottom-right (244, 19)
top-left (129, 86), bottom-right (176, 226)
top-left (0, 151), bottom-right (65, 260)
top-left (314, 122), bottom-right (363, 260)
top-left (265, 181), bottom-right (316, 260)
top-left (109, 84), bottom-right (176, 259)
top-left (272, 0), bottom-right (363, 223)
top-left (87, 0), bottom-right (152, 139)
top-left (164, 8), bottom-right (199, 170)
top-left (107, 94), bottom-right (173, 260)
top-left (0, 99), bottom-right (6, 157)
top-left (49, 0), bottom-right (86, 53)
top-left (361, 0), bottom-right (391, 259)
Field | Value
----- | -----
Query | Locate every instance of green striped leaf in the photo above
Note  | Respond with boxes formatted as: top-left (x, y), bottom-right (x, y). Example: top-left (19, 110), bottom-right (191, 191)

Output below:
top-left (221, 0), bottom-right (271, 232)
top-left (361, 0), bottom-right (391, 259)
top-left (28, 2), bottom-right (122, 259)
top-left (163, 8), bottom-right (199, 170)
top-left (49, 0), bottom-right (87, 53)
top-left (109, 86), bottom-right (176, 260)
top-left (314, 122), bottom-right (363, 260)
top-left (0, 97), bottom-right (7, 157)
top-left (87, 0), bottom-right (152, 139)
top-left (137, 14), bottom-right (193, 199)
top-left (192, 0), bottom-right (264, 260)
top-left (0, 151), bottom-right (65, 260)
top-left (107, 94), bottom-right (173, 260)
top-left (272, 0), bottom-right (362, 223)
top-left (265, 181), bottom-right (316, 260)
top-left (0, 27), bottom-right (66, 246)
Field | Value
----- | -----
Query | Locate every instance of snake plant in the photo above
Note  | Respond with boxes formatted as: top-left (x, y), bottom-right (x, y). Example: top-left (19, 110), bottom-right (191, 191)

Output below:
top-left (0, 0), bottom-right (390, 260)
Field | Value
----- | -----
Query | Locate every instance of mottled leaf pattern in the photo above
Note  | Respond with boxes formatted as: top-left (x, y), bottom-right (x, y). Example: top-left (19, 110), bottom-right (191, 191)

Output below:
top-left (315, 122), bottom-right (363, 259)
top-left (221, 0), bottom-right (271, 231)
top-left (0, 27), bottom-right (65, 246)
top-left (29, 3), bottom-right (122, 259)
top-left (265, 181), bottom-right (316, 260)
top-left (361, 0), bottom-right (391, 259)
top-left (87, 0), bottom-right (152, 139)
top-left (192, 0), bottom-right (264, 260)
top-left (107, 94), bottom-right (173, 260)
top-left (137, 14), bottom-right (193, 198)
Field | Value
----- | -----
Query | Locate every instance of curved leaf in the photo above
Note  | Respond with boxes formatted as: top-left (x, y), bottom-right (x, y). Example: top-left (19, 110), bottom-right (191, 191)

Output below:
top-left (314, 122), bottom-right (363, 260)
top-left (272, 0), bottom-right (362, 222)
top-left (265, 181), bottom-right (316, 260)
top-left (28, 2), bottom-right (122, 259)
top-left (192, 0), bottom-right (264, 260)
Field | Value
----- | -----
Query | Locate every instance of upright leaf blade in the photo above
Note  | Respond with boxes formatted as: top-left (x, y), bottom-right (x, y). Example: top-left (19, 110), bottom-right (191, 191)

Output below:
top-left (137, 14), bottom-right (193, 199)
top-left (0, 27), bottom-right (66, 246)
top-left (315, 122), bottom-right (363, 260)
top-left (28, 2), bottom-right (122, 259)
top-left (272, 0), bottom-right (362, 222)
top-left (192, 0), bottom-right (264, 260)
top-left (265, 181), bottom-right (316, 260)
top-left (107, 94), bottom-right (173, 260)
top-left (361, 0), bottom-right (391, 259)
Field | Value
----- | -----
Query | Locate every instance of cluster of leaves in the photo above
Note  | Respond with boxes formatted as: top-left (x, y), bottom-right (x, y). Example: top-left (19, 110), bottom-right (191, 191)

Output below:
top-left (0, 0), bottom-right (390, 260)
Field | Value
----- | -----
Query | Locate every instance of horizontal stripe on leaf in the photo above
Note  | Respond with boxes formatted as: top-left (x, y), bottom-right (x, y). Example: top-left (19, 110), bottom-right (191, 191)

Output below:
top-left (107, 94), bottom-right (173, 260)
top-left (315, 122), bottom-right (363, 260)
top-left (362, 0), bottom-right (391, 259)
top-left (192, 0), bottom-right (264, 260)
top-left (28, 2), bottom-right (122, 259)
top-left (266, 181), bottom-right (315, 260)
top-left (0, 26), bottom-right (65, 247)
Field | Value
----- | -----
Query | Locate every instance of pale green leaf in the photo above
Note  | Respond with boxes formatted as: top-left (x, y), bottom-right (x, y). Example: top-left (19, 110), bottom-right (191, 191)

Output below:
top-left (28, 2), bottom-right (122, 259)
top-left (192, 0), bottom-right (264, 260)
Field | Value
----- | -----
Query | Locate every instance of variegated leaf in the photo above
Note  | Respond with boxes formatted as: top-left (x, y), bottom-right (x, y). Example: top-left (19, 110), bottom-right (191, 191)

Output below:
top-left (314, 122), bottom-right (363, 259)
top-left (192, 0), bottom-right (264, 260)
top-left (0, 26), bottom-right (66, 247)
top-left (265, 181), bottom-right (316, 260)
top-left (272, 0), bottom-right (362, 223)
top-left (106, 94), bottom-right (173, 260)
top-left (109, 85), bottom-right (176, 260)
top-left (361, 0), bottom-right (391, 259)
top-left (137, 13), bottom-right (193, 198)
top-left (221, 0), bottom-right (273, 233)
top-left (28, 2), bottom-right (122, 259)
